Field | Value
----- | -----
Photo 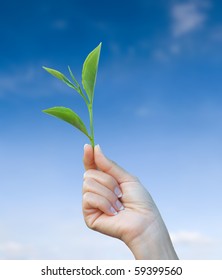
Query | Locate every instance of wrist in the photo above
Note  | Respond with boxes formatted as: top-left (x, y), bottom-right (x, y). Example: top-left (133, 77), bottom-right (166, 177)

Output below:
top-left (127, 217), bottom-right (178, 260)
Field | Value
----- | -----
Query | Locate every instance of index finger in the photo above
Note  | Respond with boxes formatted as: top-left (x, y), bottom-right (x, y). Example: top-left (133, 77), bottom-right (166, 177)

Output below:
top-left (94, 145), bottom-right (137, 184)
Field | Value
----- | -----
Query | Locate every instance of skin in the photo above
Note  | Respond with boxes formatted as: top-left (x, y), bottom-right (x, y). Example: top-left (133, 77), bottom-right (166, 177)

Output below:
top-left (82, 144), bottom-right (178, 260)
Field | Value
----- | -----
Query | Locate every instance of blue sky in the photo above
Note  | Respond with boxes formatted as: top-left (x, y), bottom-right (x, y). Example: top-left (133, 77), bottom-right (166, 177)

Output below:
top-left (0, 0), bottom-right (222, 259)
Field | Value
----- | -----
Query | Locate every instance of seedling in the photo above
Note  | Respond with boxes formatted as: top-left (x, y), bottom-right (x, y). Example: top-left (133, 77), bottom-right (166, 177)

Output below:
top-left (42, 43), bottom-right (101, 148)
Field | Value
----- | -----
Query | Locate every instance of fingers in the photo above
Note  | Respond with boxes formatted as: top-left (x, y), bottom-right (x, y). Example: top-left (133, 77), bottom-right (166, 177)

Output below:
top-left (83, 143), bottom-right (135, 186)
top-left (82, 143), bottom-right (135, 217)
top-left (83, 192), bottom-right (118, 216)
top-left (84, 169), bottom-right (123, 198)
top-left (83, 144), bottom-right (97, 170)
top-left (83, 171), bottom-right (124, 216)
top-left (94, 145), bottom-right (137, 184)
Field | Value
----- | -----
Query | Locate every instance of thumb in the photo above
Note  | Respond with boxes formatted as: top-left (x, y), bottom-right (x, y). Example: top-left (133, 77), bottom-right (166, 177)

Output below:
top-left (83, 144), bottom-right (97, 170)
top-left (94, 145), bottom-right (137, 184)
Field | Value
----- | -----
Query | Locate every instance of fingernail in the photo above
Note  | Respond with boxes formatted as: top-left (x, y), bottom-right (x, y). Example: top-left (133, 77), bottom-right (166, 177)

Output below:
top-left (96, 144), bottom-right (102, 153)
top-left (110, 206), bottom-right (118, 215)
top-left (116, 200), bottom-right (124, 211)
top-left (84, 144), bottom-right (89, 150)
top-left (114, 187), bottom-right (122, 198)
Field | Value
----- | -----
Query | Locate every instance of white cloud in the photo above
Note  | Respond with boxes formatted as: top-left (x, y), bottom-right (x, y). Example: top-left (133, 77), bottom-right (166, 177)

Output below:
top-left (0, 68), bottom-right (32, 96)
top-left (0, 212), bottom-right (133, 260)
top-left (0, 65), bottom-right (64, 98)
top-left (171, 2), bottom-right (208, 37)
top-left (0, 241), bottom-right (36, 259)
top-left (151, 1), bottom-right (211, 61)
top-left (170, 231), bottom-right (222, 259)
top-left (0, 67), bottom-right (38, 97)
top-left (171, 231), bottom-right (212, 245)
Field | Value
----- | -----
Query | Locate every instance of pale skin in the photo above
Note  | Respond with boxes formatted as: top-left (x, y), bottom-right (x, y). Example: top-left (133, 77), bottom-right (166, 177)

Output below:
top-left (82, 144), bottom-right (178, 260)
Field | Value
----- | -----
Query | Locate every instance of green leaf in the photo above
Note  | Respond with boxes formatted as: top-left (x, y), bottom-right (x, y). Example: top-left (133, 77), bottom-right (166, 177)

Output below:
top-left (42, 106), bottom-right (89, 137)
top-left (82, 42), bottom-right (101, 103)
top-left (68, 66), bottom-right (88, 102)
top-left (68, 66), bottom-right (80, 88)
top-left (43, 66), bottom-right (78, 91)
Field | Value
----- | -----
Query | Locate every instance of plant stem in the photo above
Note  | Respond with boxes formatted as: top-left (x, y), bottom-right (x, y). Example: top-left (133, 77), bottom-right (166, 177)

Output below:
top-left (88, 103), bottom-right (95, 148)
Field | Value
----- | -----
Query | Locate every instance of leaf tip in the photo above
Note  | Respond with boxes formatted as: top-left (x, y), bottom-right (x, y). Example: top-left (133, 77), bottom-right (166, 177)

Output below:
top-left (42, 109), bottom-right (48, 114)
top-left (42, 66), bottom-right (51, 73)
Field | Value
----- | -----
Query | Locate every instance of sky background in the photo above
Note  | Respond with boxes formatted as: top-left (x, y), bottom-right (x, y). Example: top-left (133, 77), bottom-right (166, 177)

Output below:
top-left (0, 0), bottom-right (222, 259)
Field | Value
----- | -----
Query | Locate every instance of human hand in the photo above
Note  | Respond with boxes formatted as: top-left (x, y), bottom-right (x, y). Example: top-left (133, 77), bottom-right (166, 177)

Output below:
top-left (82, 144), bottom-right (178, 259)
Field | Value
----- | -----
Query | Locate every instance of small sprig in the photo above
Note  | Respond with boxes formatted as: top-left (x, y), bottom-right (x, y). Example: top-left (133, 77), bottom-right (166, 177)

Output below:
top-left (42, 43), bottom-right (102, 148)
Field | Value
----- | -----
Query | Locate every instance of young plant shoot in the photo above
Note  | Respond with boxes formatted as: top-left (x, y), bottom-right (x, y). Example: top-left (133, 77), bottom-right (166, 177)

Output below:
top-left (42, 43), bottom-right (101, 148)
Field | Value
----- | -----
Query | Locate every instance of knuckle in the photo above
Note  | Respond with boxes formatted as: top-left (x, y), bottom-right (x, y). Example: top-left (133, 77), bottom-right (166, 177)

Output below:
top-left (83, 177), bottom-right (94, 192)
top-left (128, 174), bottom-right (140, 182)
top-left (82, 191), bottom-right (91, 202)
top-left (84, 177), bottom-right (94, 185)
top-left (83, 170), bottom-right (91, 178)
top-left (84, 169), bottom-right (96, 178)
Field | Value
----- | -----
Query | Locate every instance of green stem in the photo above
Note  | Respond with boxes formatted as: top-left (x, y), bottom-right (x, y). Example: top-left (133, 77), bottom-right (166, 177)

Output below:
top-left (79, 87), bottom-right (90, 106)
top-left (88, 103), bottom-right (95, 148)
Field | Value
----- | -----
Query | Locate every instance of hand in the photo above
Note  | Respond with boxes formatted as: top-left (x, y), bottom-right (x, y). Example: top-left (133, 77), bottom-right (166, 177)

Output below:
top-left (82, 144), bottom-right (178, 259)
